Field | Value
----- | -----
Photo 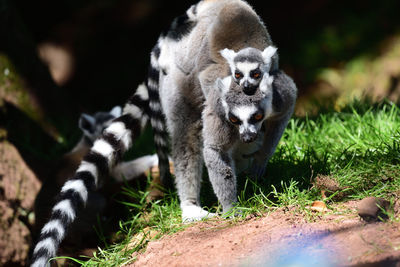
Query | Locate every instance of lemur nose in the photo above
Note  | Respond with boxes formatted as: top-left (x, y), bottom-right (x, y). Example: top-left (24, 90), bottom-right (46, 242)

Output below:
top-left (241, 132), bottom-right (257, 143)
top-left (243, 84), bottom-right (257, 95)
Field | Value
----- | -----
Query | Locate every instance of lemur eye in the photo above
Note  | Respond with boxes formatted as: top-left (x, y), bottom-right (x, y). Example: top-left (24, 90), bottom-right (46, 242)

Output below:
top-left (253, 113), bottom-right (263, 121)
top-left (251, 70), bottom-right (261, 79)
top-left (234, 71), bottom-right (243, 79)
top-left (229, 114), bottom-right (240, 124)
top-left (230, 116), bottom-right (238, 123)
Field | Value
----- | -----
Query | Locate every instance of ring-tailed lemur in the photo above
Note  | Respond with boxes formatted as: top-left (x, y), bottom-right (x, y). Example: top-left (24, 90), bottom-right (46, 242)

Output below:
top-left (31, 1), bottom-right (297, 266)
top-left (33, 105), bottom-right (158, 257)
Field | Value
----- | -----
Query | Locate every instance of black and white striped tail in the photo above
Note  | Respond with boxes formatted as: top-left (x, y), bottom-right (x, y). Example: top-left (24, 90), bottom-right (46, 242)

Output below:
top-left (30, 86), bottom-right (149, 267)
top-left (146, 2), bottom-right (199, 188)
top-left (147, 43), bottom-right (173, 189)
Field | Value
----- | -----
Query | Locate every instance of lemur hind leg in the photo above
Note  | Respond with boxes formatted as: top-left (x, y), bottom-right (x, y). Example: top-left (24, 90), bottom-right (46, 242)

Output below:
top-left (163, 82), bottom-right (214, 221)
top-left (171, 116), bottom-right (214, 222)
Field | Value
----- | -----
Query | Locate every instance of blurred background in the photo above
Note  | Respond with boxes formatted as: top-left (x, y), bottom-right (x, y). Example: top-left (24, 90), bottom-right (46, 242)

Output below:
top-left (0, 0), bottom-right (400, 265)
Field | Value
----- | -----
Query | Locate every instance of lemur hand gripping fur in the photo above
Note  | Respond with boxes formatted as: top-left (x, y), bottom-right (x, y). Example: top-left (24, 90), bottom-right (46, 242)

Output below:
top-left (31, 1), bottom-right (297, 265)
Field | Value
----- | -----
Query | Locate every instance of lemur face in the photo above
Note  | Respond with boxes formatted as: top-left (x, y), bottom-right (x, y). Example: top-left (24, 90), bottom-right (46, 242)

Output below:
top-left (79, 106), bottom-right (122, 143)
top-left (227, 104), bottom-right (265, 143)
top-left (221, 46), bottom-right (277, 96)
top-left (233, 61), bottom-right (262, 94)
top-left (216, 76), bottom-right (273, 143)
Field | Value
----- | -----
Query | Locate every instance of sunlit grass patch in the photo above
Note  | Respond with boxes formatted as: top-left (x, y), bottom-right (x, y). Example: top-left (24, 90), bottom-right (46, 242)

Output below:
top-left (79, 100), bottom-right (400, 265)
top-left (236, 101), bottom-right (399, 213)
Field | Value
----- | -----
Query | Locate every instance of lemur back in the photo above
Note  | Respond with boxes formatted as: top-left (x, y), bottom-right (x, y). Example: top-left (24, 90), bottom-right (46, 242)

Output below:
top-left (31, 1), bottom-right (297, 266)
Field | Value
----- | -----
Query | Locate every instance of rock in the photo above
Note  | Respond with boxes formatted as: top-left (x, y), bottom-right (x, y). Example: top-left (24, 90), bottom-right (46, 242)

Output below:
top-left (0, 141), bottom-right (41, 265)
top-left (357, 197), bottom-right (390, 222)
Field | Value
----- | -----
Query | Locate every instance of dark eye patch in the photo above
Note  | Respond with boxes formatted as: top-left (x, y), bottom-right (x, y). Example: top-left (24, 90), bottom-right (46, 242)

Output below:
top-left (249, 110), bottom-right (264, 124)
top-left (250, 69), bottom-right (262, 79)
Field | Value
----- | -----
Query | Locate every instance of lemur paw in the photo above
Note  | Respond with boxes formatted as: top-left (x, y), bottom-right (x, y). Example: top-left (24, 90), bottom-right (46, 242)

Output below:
top-left (222, 205), bottom-right (243, 219)
top-left (181, 205), bottom-right (216, 223)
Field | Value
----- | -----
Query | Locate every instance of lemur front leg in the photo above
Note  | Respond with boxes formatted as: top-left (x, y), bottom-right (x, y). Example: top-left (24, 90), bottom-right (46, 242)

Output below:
top-left (252, 70), bottom-right (297, 178)
top-left (252, 114), bottom-right (292, 178)
top-left (203, 145), bottom-right (237, 214)
top-left (202, 107), bottom-right (238, 214)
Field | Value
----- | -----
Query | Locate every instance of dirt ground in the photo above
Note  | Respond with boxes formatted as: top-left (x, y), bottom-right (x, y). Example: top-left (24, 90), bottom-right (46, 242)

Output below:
top-left (130, 202), bottom-right (400, 267)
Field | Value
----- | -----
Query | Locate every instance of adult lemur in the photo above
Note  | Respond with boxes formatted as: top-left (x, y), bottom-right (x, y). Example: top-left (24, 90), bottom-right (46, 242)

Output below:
top-left (31, 0), bottom-right (297, 266)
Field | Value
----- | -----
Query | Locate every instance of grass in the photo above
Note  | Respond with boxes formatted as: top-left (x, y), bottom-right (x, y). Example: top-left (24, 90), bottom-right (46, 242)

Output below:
top-left (70, 100), bottom-right (400, 266)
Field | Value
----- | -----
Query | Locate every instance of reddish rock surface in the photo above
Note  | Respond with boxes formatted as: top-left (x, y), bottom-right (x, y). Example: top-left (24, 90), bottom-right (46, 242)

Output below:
top-left (0, 141), bottom-right (40, 266)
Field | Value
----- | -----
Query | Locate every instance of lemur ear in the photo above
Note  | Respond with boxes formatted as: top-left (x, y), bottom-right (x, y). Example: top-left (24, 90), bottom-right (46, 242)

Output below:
top-left (220, 48), bottom-right (236, 66)
top-left (261, 46), bottom-right (277, 65)
top-left (259, 73), bottom-right (274, 95)
top-left (216, 76), bottom-right (232, 96)
top-left (109, 106), bottom-right (122, 118)
top-left (79, 113), bottom-right (96, 133)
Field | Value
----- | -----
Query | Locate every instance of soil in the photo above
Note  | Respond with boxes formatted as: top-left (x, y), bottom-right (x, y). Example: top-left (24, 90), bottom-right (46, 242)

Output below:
top-left (130, 202), bottom-right (400, 267)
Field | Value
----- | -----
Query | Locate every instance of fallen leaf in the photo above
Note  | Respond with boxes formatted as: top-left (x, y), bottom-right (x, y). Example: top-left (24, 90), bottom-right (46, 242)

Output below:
top-left (309, 200), bottom-right (328, 212)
